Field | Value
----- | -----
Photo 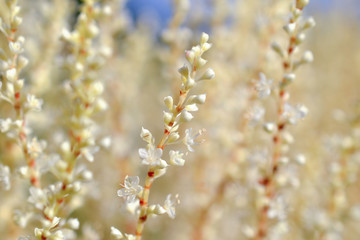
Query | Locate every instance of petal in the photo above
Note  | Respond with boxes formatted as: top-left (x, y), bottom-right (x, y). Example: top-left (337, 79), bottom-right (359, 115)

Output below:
top-left (138, 148), bottom-right (148, 159)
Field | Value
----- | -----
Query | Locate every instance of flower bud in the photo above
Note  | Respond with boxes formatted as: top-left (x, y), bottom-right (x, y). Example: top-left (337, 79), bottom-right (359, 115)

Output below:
top-left (6, 68), bottom-right (16, 82)
top-left (67, 218), bottom-right (80, 230)
top-left (301, 50), bottom-right (314, 63)
top-left (140, 127), bottom-right (152, 143)
top-left (180, 110), bottom-right (193, 122)
top-left (164, 96), bottom-right (173, 110)
top-left (198, 68), bottom-right (215, 81)
top-left (201, 42), bottom-right (212, 52)
top-left (110, 226), bottom-right (123, 239)
top-left (163, 111), bottom-right (173, 124)
top-left (14, 79), bottom-right (24, 91)
top-left (297, 0), bottom-right (310, 9)
top-left (263, 122), bottom-right (276, 133)
top-left (271, 42), bottom-right (285, 58)
top-left (194, 57), bottom-right (207, 69)
top-left (302, 17), bottom-right (316, 30)
top-left (167, 132), bottom-right (180, 143)
top-left (283, 23), bottom-right (296, 35)
top-left (295, 33), bottom-right (306, 45)
top-left (178, 65), bottom-right (189, 77)
top-left (12, 16), bottom-right (22, 28)
top-left (185, 77), bottom-right (195, 89)
top-left (185, 50), bottom-right (195, 64)
top-left (283, 73), bottom-right (296, 86)
top-left (295, 154), bottom-right (306, 165)
top-left (200, 32), bottom-right (209, 45)
top-left (18, 56), bottom-right (29, 69)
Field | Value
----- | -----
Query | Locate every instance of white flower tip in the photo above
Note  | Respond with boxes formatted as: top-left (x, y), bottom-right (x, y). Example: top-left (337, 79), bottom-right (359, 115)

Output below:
top-left (110, 226), bottom-right (124, 239)
top-left (302, 51), bottom-right (314, 63)
top-left (201, 32), bottom-right (209, 45)
top-left (180, 110), bottom-right (194, 122)
top-left (199, 68), bottom-right (215, 81)
top-left (283, 23), bottom-right (296, 35)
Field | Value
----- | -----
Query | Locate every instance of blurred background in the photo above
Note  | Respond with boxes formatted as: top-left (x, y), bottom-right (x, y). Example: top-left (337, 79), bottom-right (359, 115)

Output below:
top-left (1, 0), bottom-right (360, 240)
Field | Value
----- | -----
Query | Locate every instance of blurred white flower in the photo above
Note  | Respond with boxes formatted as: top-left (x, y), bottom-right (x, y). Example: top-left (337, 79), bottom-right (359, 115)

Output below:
top-left (163, 194), bottom-right (179, 219)
top-left (25, 94), bottom-right (43, 112)
top-left (110, 226), bottom-right (123, 239)
top-left (28, 187), bottom-right (47, 210)
top-left (0, 164), bottom-right (10, 190)
top-left (254, 73), bottom-right (273, 98)
top-left (247, 105), bottom-right (265, 126)
top-left (182, 128), bottom-right (204, 152)
top-left (117, 176), bottom-right (143, 203)
top-left (80, 146), bottom-right (99, 162)
top-left (282, 103), bottom-right (308, 125)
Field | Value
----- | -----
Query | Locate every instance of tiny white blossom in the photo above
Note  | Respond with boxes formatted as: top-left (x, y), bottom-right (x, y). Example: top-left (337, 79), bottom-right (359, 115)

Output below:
top-left (110, 226), bottom-right (123, 239)
top-left (117, 176), bottom-right (143, 203)
top-left (28, 187), bottom-right (47, 210)
top-left (282, 103), bottom-right (308, 125)
top-left (267, 196), bottom-right (288, 220)
top-left (51, 230), bottom-right (64, 240)
top-left (0, 164), bottom-right (10, 190)
top-left (80, 146), bottom-right (99, 162)
top-left (169, 150), bottom-right (185, 166)
top-left (9, 41), bottom-right (24, 54)
top-left (25, 94), bottom-right (43, 112)
top-left (124, 234), bottom-right (136, 240)
top-left (247, 105), bottom-right (265, 126)
top-left (138, 146), bottom-right (166, 166)
top-left (255, 73), bottom-right (273, 98)
top-left (27, 138), bottom-right (46, 156)
top-left (163, 194), bottom-right (179, 219)
top-left (67, 218), bottom-right (80, 230)
top-left (0, 118), bottom-right (12, 132)
top-left (6, 68), bottom-right (17, 82)
top-left (182, 128), bottom-right (204, 152)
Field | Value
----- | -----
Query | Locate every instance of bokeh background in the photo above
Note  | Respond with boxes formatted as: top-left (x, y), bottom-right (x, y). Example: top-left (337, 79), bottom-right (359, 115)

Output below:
top-left (1, 0), bottom-right (360, 240)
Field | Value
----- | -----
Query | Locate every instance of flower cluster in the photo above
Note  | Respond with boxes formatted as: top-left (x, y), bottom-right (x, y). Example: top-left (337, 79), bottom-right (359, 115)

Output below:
top-left (252, 1), bottom-right (315, 239)
top-left (112, 33), bottom-right (214, 240)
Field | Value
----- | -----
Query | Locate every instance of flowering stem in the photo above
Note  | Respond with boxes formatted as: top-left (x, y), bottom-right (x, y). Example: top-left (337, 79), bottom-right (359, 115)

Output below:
top-left (135, 89), bottom-right (190, 239)
top-left (254, 9), bottom-right (299, 240)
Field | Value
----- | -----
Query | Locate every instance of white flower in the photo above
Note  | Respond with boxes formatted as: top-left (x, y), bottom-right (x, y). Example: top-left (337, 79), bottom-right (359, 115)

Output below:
top-left (28, 187), bottom-right (47, 210)
top-left (25, 94), bottom-right (43, 112)
top-left (51, 230), bottom-right (64, 240)
top-left (13, 210), bottom-right (32, 228)
top-left (163, 194), bottom-right (179, 219)
top-left (67, 218), bottom-right (80, 230)
top-left (27, 138), bottom-right (46, 156)
top-left (80, 146), bottom-right (99, 162)
top-left (124, 234), bottom-right (136, 240)
top-left (138, 146), bottom-right (166, 167)
top-left (6, 68), bottom-right (17, 82)
top-left (282, 103), bottom-right (308, 125)
top-left (182, 128), bottom-right (204, 152)
top-left (267, 196), bottom-right (288, 220)
top-left (9, 41), bottom-right (24, 54)
top-left (110, 226), bottom-right (123, 239)
top-left (254, 73), bottom-right (273, 98)
top-left (247, 105), bottom-right (265, 126)
top-left (0, 164), bottom-right (10, 190)
top-left (169, 150), bottom-right (185, 166)
top-left (0, 118), bottom-right (12, 132)
top-left (117, 176), bottom-right (143, 203)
